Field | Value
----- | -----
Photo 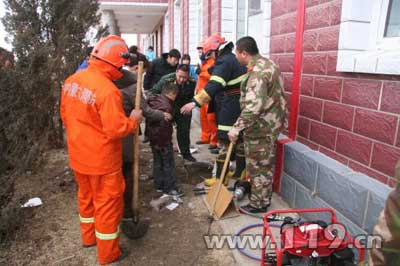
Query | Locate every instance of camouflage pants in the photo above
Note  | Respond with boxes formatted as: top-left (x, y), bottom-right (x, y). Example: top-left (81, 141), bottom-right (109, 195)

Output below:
top-left (244, 135), bottom-right (276, 209)
top-left (217, 139), bottom-right (245, 161)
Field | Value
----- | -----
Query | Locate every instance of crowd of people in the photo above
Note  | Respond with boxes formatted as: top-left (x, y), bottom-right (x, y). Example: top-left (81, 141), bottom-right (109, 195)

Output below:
top-left (60, 34), bottom-right (288, 264)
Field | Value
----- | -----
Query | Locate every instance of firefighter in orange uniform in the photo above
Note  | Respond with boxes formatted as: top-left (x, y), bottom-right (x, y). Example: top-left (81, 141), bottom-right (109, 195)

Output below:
top-left (60, 35), bottom-right (143, 265)
top-left (195, 44), bottom-right (218, 150)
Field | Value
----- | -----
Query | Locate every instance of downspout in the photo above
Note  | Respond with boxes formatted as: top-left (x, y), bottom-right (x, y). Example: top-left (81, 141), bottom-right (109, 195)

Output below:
top-left (273, 0), bottom-right (306, 193)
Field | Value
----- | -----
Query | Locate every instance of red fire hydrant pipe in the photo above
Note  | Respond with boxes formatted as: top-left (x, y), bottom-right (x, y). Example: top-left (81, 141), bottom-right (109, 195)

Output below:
top-left (273, 0), bottom-right (306, 193)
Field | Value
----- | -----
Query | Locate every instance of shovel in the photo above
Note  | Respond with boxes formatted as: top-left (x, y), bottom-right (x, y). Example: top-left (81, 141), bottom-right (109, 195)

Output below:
top-left (122, 61), bottom-right (149, 239)
top-left (206, 142), bottom-right (234, 220)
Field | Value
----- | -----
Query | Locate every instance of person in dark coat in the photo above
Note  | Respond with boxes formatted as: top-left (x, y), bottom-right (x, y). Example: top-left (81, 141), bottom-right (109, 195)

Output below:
top-left (146, 83), bottom-right (183, 197)
top-left (143, 48), bottom-right (181, 91)
top-left (181, 35), bottom-right (247, 187)
top-left (113, 53), bottom-right (172, 239)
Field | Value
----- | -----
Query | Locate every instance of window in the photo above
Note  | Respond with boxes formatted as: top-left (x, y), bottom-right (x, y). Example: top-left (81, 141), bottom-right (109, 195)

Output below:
top-left (236, 0), bottom-right (262, 38)
top-left (234, 0), bottom-right (268, 54)
top-left (337, 0), bottom-right (400, 75)
top-left (236, 0), bottom-right (247, 39)
top-left (221, 0), bottom-right (270, 55)
top-left (249, 0), bottom-right (262, 16)
top-left (384, 0), bottom-right (400, 37)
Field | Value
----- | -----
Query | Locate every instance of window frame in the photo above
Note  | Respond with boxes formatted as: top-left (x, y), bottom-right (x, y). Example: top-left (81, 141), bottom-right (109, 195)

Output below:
top-left (374, 0), bottom-right (400, 50)
top-left (337, 0), bottom-right (400, 75)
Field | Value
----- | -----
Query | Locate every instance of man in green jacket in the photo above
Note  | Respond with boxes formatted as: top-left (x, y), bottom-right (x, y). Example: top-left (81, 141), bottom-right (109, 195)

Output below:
top-left (151, 64), bottom-right (197, 162)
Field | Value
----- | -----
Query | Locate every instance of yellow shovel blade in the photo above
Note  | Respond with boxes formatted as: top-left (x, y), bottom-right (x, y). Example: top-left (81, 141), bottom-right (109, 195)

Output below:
top-left (206, 183), bottom-right (233, 220)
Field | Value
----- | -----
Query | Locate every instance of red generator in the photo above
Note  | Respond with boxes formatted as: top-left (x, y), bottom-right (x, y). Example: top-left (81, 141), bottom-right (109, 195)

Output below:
top-left (261, 208), bottom-right (365, 266)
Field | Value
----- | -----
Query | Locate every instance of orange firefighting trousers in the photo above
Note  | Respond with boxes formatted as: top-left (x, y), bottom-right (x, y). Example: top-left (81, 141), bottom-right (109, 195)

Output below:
top-left (198, 57), bottom-right (217, 145)
top-left (199, 104), bottom-right (217, 145)
top-left (74, 170), bottom-right (125, 264)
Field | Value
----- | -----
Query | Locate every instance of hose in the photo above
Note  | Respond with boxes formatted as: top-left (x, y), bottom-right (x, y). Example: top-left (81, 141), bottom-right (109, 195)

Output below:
top-left (234, 223), bottom-right (281, 262)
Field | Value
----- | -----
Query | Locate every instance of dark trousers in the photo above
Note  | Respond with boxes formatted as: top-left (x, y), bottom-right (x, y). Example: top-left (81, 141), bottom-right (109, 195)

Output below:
top-left (122, 162), bottom-right (133, 218)
top-left (151, 143), bottom-right (176, 193)
top-left (174, 112), bottom-right (192, 156)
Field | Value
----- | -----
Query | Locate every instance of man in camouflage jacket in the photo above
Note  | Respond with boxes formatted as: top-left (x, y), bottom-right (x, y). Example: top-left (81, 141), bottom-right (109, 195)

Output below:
top-left (228, 36), bottom-right (288, 213)
top-left (369, 160), bottom-right (400, 265)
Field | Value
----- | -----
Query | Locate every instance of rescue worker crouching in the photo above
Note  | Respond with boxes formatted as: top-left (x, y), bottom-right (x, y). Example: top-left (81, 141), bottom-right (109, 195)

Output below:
top-left (151, 64), bottom-right (197, 162)
top-left (181, 34), bottom-right (247, 186)
top-left (60, 35), bottom-right (143, 265)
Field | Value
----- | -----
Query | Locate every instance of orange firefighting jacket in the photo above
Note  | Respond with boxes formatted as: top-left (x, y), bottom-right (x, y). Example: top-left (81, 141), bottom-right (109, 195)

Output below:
top-left (196, 57), bottom-right (215, 93)
top-left (60, 59), bottom-right (138, 175)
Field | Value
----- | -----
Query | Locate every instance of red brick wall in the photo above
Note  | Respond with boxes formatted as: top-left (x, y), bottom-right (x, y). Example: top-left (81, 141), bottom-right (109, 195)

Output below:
top-left (202, 0), bottom-right (211, 38)
top-left (202, 0), bottom-right (221, 39)
top-left (210, 0), bottom-right (221, 35)
top-left (180, 0), bottom-right (189, 53)
top-left (271, 0), bottom-right (400, 186)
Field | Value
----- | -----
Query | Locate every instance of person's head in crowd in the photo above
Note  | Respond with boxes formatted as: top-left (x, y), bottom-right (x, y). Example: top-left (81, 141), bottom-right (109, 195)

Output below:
top-left (181, 54), bottom-right (191, 65)
top-left (129, 45), bottom-right (138, 54)
top-left (196, 45), bottom-right (203, 58)
top-left (167, 49), bottom-right (181, 67)
top-left (175, 64), bottom-right (189, 85)
top-left (85, 46), bottom-right (94, 60)
top-left (127, 51), bottom-right (149, 73)
top-left (202, 35), bottom-right (226, 60)
top-left (235, 36), bottom-right (259, 66)
top-left (161, 82), bottom-right (179, 102)
top-left (147, 46), bottom-right (154, 52)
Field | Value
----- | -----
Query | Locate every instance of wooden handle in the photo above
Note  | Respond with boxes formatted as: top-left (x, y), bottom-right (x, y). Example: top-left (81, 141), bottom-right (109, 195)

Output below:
top-left (133, 61), bottom-right (144, 221)
top-left (210, 142), bottom-right (234, 216)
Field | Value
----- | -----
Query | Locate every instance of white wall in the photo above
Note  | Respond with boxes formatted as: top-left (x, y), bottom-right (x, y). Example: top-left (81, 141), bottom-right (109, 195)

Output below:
top-left (221, 0), bottom-right (235, 41)
top-left (173, 2), bottom-right (181, 51)
top-left (163, 12), bottom-right (169, 53)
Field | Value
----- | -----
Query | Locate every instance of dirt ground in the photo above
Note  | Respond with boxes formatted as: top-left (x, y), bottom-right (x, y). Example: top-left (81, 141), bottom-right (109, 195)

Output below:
top-left (0, 142), bottom-right (237, 266)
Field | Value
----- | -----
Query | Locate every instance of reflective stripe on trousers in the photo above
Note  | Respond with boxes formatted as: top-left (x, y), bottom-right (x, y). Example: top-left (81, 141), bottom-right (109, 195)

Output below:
top-left (74, 170), bottom-right (124, 264)
top-left (95, 227), bottom-right (120, 240)
top-left (218, 124), bottom-right (233, 131)
top-left (79, 214), bottom-right (94, 223)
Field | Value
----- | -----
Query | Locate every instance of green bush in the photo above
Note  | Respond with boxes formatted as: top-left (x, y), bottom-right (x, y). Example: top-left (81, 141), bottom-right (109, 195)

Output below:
top-left (0, 0), bottom-right (107, 243)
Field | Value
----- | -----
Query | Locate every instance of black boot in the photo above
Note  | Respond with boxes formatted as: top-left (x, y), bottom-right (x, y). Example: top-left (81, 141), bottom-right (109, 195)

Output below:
top-left (240, 204), bottom-right (268, 214)
top-left (215, 159), bottom-right (226, 179)
top-left (183, 153), bottom-right (197, 162)
top-left (232, 155), bottom-right (246, 179)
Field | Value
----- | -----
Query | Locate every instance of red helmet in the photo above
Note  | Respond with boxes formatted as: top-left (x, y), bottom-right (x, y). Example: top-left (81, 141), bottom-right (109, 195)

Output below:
top-left (91, 35), bottom-right (129, 68)
top-left (202, 34), bottom-right (226, 54)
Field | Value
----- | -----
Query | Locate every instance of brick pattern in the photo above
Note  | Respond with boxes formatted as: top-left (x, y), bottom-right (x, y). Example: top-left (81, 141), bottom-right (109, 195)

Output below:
top-left (202, 0), bottom-right (211, 38)
top-left (210, 0), bottom-right (221, 35)
top-left (271, 0), bottom-right (400, 185)
top-left (180, 0), bottom-right (189, 53)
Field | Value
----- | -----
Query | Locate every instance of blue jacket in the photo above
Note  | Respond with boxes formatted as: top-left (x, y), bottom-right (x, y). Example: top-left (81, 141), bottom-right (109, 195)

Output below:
top-left (76, 59), bottom-right (88, 72)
